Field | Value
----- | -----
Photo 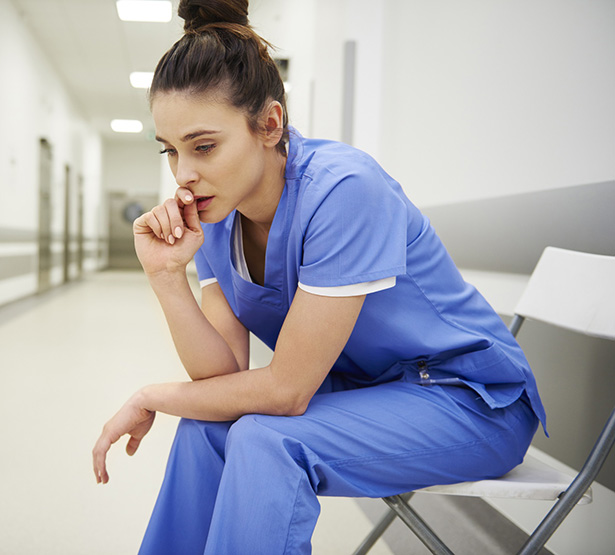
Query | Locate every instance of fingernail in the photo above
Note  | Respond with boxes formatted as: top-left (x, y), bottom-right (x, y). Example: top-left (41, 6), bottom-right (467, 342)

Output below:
top-left (175, 227), bottom-right (183, 239)
top-left (168, 235), bottom-right (175, 245)
top-left (185, 194), bottom-right (192, 202)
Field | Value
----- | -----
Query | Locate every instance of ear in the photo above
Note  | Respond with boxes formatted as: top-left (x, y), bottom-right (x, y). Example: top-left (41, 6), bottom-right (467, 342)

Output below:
top-left (261, 101), bottom-right (284, 148)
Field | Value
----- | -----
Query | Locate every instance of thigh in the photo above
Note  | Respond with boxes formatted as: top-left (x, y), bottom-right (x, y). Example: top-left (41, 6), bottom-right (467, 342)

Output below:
top-left (247, 380), bottom-right (538, 497)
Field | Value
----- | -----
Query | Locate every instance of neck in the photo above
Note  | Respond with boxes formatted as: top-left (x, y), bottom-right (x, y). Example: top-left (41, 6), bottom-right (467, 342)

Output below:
top-left (238, 148), bottom-right (286, 233)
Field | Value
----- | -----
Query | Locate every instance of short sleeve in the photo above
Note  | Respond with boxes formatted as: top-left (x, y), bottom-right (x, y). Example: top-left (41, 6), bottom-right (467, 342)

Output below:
top-left (299, 276), bottom-right (396, 297)
top-left (194, 247), bottom-right (217, 288)
top-left (299, 167), bottom-right (408, 288)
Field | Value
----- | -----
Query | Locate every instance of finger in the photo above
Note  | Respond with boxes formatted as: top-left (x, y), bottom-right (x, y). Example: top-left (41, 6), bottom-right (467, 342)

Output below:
top-left (92, 438), bottom-right (111, 484)
top-left (97, 466), bottom-right (109, 484)
top-left (175, 187), bottom-right (194, 208)
top-left (151, 204), bottom-right (176, 244)
top-left (134, 211), bottom-right (163, 239)
top-left (183, 199), bottom-right (203, 233)
top-left (153, 198), bottom-right (185, 242)
top-left (126, 435), bottom-right (142, 457)
top-left (164, 198), bottom-right (187, 240)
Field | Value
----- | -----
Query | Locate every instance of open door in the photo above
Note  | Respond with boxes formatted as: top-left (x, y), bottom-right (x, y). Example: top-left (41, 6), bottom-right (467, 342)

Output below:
top-left (62, 164), bottom-right (71, 283)
top-left (37, 138), bottom-right (53, 293)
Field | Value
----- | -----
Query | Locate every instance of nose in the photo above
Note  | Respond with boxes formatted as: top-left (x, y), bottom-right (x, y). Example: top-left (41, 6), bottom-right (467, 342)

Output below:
top-left (174, 155), bottom-right (199, 189)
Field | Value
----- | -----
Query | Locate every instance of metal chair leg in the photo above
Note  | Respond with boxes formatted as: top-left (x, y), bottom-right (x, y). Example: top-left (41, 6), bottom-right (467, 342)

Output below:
top-left (352, 506), bottom-right (399, 555)
top-left (517, 408), bottom-right (615, 555)
top-left (383, 495), bottom-right (454, 555)
top-left (352, 493), bottom-right (416, 555)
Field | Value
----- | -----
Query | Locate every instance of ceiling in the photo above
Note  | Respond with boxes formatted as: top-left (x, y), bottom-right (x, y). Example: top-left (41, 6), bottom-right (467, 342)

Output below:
top-left (11, 0), bottom-right (185, 142)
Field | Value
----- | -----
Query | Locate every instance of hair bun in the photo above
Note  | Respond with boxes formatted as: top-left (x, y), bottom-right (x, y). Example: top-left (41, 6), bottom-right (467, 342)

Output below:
top-left (178, 0), bottom-right (249, 31)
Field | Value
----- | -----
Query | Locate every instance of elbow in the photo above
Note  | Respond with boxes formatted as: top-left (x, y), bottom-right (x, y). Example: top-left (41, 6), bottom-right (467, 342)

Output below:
top-left (270, 388), bottom-right (311, 417)
top-left (284, 398), bottom-right (310, 417)
top-left (185, 358), bottom-right (241, 381)
top-left (275, 402), bottom-right (308, 418)
top-left (263, 365), bottom-right (314, 417)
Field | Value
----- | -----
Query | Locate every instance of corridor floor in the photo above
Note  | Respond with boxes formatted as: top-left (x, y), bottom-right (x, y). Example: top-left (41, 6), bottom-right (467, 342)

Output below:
top-left (0, 270), bottom-right (392, 555)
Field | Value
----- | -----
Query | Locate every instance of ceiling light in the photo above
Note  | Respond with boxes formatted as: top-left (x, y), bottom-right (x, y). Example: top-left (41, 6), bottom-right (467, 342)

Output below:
top-left (111, 119), bottom-right (144, 133)
top-left (116, 1), bottom-right (172, 23)
top-left (130, 72), bottom-right (154, 89)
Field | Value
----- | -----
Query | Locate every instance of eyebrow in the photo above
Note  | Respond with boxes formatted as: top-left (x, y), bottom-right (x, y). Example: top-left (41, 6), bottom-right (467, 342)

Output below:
top-left (155, 129), bottom-right (221, 143)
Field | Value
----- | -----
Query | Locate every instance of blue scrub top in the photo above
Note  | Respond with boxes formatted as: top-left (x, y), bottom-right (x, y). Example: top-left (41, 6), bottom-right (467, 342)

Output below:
top-left (194, 128), bottom-right (547, 432)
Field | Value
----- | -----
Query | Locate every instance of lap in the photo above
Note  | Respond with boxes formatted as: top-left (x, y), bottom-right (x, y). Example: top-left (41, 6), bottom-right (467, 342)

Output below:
top-left (183, 380), bottom-right (538, 497)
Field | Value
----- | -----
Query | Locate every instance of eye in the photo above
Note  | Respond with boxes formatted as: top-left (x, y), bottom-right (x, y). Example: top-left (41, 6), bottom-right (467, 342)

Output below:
top-left (159, 147), bottom-right (177, 157)
top-left (196, 144), bottom-right (216, 155)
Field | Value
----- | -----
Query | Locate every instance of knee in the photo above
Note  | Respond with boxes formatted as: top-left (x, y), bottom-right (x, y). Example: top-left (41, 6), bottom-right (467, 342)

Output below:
top-left (226, 414), bottom-right (292, 457)
top-left (175, 417), bottom-right (203, 440)
top-left (225, 415), bottom-right (324, 494)
top-left (171, 419), bottom-right (206, 454)
top-left (173, 418), bottom-right (231, 456)
top-left (226, 414), bottom-right (266, 447)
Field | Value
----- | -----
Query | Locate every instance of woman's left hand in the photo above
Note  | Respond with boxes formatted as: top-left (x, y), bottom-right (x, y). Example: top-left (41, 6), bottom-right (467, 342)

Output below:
top-left (92, 391), bottom-right (156, 484)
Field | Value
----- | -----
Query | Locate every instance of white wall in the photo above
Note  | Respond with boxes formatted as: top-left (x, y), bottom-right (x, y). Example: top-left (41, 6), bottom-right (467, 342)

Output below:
top-left (249, 0), bottom-right (386, 153)
top-left (379, 0), bottom-right (615, 206)
top-left (0, 0), bottom-right (104, 304)
top-left (250, 0), bottom-right (317, 137)
top-left (271, 0), bottom-right (614, 208)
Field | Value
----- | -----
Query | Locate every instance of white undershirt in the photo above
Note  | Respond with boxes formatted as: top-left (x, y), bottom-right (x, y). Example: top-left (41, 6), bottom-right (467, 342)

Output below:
top-left (198, 216), bottom-right (396, 297)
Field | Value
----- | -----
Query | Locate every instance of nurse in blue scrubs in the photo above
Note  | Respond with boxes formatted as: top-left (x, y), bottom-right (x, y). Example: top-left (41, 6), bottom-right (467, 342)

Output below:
top-left (92, 1), bottom-right (546, 553)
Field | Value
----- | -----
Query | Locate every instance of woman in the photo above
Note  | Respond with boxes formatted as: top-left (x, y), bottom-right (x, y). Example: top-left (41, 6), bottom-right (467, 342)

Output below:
top-left (92, 1), bottom-right (546, 553)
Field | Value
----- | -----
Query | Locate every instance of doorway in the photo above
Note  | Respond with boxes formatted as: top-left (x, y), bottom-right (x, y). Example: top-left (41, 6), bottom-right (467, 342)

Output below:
top-left (37, 138), bottom-right (53, 293)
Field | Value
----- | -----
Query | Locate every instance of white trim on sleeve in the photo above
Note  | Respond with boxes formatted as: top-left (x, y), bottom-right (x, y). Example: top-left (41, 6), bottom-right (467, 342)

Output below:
top-left (298, 276), bottom-right (396, 297)
top-left (199, 277), bottom-right (218, 289)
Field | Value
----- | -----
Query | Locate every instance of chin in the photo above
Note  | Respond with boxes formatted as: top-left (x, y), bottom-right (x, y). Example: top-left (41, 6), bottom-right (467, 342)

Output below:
top-left (198, 209), bottom-right (228, 225)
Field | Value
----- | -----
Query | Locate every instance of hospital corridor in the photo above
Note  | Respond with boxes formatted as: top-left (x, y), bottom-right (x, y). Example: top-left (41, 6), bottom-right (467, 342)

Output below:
top-left (1, 0), bottom-right (614, 553)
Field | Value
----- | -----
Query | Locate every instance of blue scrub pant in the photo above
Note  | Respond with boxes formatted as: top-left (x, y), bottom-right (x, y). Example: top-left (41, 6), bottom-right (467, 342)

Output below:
top-left (139, 379), bottom-right (538, 554)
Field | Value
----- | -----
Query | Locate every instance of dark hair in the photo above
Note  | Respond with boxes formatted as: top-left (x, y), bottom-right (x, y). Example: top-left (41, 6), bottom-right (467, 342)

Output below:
top-left (150, 0), bottom-right (288, 154)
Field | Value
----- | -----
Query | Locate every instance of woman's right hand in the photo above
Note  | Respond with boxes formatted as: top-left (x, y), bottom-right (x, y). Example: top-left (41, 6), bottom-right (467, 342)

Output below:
top-left (133, 189), bottom-right (204, 276)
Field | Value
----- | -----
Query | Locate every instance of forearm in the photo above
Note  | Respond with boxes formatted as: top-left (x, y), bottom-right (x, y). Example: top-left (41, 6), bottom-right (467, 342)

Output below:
top-left (138, 290), bottom-right (366, 422)
top-left (147, 270), bottom-right (240, 379)
top-left (139, 366), bottom-right (304, 422)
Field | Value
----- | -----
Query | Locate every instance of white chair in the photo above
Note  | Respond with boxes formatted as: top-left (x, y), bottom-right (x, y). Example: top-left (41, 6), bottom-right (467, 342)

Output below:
top-left (354, 247), bottom-right (615, 555)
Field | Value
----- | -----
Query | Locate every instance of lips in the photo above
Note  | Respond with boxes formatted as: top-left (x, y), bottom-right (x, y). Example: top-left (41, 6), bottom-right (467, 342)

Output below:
top-left (195, 196), bottom-right (213, 210)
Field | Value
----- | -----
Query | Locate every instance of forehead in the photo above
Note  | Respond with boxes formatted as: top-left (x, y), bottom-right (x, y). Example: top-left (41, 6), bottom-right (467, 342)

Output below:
top-left (151, 91), bottom-right (248, 139)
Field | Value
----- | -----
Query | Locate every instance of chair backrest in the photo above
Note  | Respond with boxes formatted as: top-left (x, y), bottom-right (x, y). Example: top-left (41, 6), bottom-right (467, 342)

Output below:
top-left (514, 247), bottom-right (615, 340)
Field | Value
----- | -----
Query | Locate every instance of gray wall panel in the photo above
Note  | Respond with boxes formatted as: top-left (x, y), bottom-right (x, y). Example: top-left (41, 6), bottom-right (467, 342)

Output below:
top-left (0, 255), bottom-right (36, 280)
top-left (0, 228), bottom-right (37, 242)
top-left (423, 181), bottom-right (615, 274)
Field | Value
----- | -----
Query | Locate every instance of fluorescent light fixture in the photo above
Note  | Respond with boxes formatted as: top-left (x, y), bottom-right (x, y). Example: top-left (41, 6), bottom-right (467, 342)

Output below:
top-left (116, 1), bottom-right (172, 23)
top-left (111, 119), bottom-right (144, 133)
top-left (130, 71), bottom-right (154, 89)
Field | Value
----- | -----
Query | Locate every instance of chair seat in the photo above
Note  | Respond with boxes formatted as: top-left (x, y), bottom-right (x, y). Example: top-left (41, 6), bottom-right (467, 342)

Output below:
top-left (416, 451), bottom-right (593, 504)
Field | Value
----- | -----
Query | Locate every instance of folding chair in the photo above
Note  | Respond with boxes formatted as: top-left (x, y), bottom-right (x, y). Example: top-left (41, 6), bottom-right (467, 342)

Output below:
top-left (354, 247), bottom-right (615, 555)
